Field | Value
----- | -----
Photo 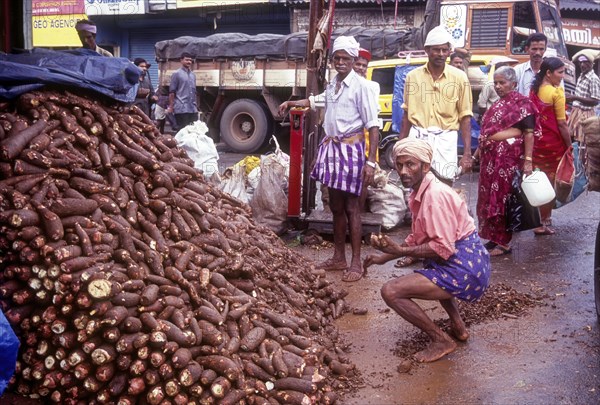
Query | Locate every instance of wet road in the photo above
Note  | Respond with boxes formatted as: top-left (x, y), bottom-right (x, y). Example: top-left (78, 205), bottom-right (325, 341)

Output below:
top-left (292, 172), bottom-right (600, 405)
top-left (1, 147), bottom-right (598, 404)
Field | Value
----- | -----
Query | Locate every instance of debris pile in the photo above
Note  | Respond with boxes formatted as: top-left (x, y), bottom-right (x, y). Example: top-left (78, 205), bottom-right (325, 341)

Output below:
top-left (393, 283), bottom-right (546, 362)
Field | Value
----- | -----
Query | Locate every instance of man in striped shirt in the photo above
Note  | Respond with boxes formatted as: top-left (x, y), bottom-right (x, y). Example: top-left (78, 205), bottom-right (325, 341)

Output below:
top-left (567, 53), bottom-right (600, 142)
top-left (279, 36), bottom-right (379, 282)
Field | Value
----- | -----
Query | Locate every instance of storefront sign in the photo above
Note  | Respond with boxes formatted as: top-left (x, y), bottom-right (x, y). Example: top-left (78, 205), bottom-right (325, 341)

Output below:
top-left (32, 14), bottom-right (86, 47)
top-left (176, 0), bottom-right (267, 8)
top-left (562, 18), bottom-right (600, 49)
top-left (85, 0), bottom-right (146, 15)
top-left (32, 0), bottom-right (85, 16)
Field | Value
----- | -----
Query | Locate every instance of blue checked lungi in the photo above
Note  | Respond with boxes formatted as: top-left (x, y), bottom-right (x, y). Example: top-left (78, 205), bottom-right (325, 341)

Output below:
top-left (415, 231), bottom-right (491, 303)
top-left (310, 132), bottom-right (365, 196)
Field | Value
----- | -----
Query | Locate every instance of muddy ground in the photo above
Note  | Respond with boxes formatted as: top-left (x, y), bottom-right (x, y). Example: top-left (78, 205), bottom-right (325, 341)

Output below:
top-left (2, 151), bottom-right (598, 405)
top-left (293, 174), bottom-right (600, 404)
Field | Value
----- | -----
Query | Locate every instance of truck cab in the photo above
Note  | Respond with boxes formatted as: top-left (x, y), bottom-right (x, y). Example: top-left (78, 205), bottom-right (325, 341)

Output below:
top-left (439, 0), bottom-right (575, 91)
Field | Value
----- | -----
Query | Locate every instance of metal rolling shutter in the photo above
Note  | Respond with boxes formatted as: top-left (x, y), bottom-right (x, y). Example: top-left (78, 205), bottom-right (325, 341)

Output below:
top-left (130, 28), bottom-right (209, 91)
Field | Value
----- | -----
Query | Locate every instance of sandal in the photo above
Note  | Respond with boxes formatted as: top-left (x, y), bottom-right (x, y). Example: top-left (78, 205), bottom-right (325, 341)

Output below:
top-left (488, 245), bottom-right (512, 256)
top-left (484, 241), bottom-right (497, 250)
top-left (533, 226), bottom-right (555, 236)
top-left (317, 258), bottom-right (347, 271)
top-left (342, 269), bottom-right (364, 282)
top-left (394, 256), bottom-right (418, 268)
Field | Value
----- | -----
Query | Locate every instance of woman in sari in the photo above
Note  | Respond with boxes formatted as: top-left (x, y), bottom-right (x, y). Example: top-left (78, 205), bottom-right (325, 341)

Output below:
top-left (530, 57), bottom-right (572, 235)
top-left (477, 66), bottom-right (539, 256)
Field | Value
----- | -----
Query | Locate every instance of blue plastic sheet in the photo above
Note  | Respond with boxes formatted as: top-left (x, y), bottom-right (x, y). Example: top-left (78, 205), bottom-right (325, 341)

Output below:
top-left (391, 64), bottom-right (419, 133)
top-left (0, 310), bottom-right (19, 395)
top-left (457, 117), bottom-right (480, 154)
top-left (0, 48), bottom-right (140, 103)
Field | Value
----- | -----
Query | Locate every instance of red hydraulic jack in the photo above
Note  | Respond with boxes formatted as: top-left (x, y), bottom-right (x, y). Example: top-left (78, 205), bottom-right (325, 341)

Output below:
top-left (286, 108), bottom-right (381, 236)
top-left (287, 108), bottom-right (305, 218)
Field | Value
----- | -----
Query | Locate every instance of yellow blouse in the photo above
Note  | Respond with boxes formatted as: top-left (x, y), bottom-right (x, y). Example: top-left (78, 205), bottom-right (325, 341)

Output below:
top-left (538, 84), bottom-right (566, 121)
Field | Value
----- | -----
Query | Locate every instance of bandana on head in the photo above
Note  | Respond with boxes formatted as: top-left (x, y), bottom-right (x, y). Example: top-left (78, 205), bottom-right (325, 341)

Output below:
top-left (75, 22), bottom-right (96, 34)
top-left (424, 26), bottom-right (453, 48)
top-left (332, 36), bottom-right (360, 58)
top-left (392, 138), bottom-right (433, 164)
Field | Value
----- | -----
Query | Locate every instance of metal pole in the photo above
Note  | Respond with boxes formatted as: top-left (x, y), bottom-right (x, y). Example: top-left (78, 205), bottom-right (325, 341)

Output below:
top-left (22, 0), bottom-right (32, 50)
top-left (302, 0), bottom-right (324, 215)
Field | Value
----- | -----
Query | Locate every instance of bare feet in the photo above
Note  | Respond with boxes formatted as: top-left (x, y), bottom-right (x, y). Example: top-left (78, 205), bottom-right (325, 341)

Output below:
top-left (413, 338), bottom-right (457, 363)
top-left (394, 256), bottom-right (418, 268)
top-left (449, 321), bottom-right (469, 342)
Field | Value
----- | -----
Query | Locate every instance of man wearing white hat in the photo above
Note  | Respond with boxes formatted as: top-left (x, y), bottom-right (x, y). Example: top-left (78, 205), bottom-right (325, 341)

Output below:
top-left (75, 19), bottom-right (113, 57)
top-left (398, 25), bottom-right (474, 183)
top-left (566, 53), bottom-right (600, 142)
top-left (279, 36), bottom-right (379, 282)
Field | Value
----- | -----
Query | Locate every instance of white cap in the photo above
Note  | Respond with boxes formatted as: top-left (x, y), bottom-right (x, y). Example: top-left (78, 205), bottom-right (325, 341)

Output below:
top-left (490, 56), bottom-right (518, 66)
top-left (424, 26), bottom-right (454, 48)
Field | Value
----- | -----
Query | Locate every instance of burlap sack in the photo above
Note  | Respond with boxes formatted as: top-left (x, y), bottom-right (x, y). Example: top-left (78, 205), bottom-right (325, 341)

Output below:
top-left (582, 116), bottom-right (600, 192)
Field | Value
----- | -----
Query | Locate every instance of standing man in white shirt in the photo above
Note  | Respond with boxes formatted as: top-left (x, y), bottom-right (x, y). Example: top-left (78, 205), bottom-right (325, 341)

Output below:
top-left (514, 33), bottom-right (547, 96)
top-left (279, 36), bottom-right (379, 282)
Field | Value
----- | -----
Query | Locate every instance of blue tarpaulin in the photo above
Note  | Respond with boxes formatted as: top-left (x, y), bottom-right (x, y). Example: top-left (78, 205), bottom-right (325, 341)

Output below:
top-left (0, 48), bottom-right (140, 103)
top-left (391, 64), bottom-right (419, 133)
top-left (0, 310), bottom-right (19, 395)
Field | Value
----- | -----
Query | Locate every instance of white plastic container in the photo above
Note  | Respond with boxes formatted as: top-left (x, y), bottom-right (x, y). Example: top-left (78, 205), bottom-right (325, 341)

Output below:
top-left (521, 170), bottom-right (556, 207)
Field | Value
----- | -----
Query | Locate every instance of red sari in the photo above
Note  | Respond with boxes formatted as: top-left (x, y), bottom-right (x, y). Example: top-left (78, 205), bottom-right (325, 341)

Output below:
top-left (477, 91), bottom-right (540, 245)
top-left (529, 88), bottom-right (568, 222)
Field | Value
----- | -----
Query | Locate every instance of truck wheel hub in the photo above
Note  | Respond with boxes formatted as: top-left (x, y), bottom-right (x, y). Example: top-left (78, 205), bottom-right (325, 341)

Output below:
top-left (241, 121), bottom-right (253, 133)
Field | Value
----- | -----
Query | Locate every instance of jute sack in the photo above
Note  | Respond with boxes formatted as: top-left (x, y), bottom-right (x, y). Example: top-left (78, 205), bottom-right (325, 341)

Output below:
top-left (582, 116), bottom-right (600, 192)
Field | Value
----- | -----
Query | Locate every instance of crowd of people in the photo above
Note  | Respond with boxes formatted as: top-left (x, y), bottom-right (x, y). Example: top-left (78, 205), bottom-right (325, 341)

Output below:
top-left (282, 29), bottom-right (598, 363)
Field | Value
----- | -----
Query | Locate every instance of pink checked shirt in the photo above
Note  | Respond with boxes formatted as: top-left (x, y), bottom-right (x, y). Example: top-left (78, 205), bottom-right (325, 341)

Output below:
top-left (405, 172), bottom-right (476, 260)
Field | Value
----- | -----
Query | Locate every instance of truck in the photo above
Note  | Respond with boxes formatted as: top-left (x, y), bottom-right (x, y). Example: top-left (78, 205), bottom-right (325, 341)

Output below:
top-left (155, 0), bottom-right (574, 154)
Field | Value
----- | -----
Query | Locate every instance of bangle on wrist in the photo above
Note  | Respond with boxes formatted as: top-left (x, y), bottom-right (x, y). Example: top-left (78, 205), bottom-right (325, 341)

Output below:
top-left (366, 161), bottom-right (376, 169)
top-left (523, 156), bottom-right (532, 161)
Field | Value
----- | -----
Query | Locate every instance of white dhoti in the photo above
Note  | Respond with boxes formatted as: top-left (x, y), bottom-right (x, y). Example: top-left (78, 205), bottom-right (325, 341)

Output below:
top-left (409, 126), bottom-right (458, 180)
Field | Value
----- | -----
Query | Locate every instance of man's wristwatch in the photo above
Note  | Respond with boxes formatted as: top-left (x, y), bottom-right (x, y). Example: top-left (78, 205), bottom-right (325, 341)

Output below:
top-left (365, 161), bottom-right (376, 169)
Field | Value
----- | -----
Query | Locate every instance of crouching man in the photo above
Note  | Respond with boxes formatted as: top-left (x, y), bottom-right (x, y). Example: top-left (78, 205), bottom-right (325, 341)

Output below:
top-left (364, 138), bottom-right (491, 362)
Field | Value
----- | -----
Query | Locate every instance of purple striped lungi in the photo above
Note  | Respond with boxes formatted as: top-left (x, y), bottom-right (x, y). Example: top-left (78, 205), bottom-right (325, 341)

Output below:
top-left (310, 132), bottom-right (365, 195)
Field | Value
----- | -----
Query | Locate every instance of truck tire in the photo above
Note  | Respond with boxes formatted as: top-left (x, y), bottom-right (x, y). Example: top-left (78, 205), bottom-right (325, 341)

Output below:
top-left (220, 99), bottom-right (271, 153)
top-left (380, 133), bottom-right (400, 170)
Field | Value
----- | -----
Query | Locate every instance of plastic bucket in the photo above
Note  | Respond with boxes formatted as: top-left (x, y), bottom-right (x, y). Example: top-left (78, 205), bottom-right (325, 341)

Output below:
top-left (522, 171), bottom-right (556, 207)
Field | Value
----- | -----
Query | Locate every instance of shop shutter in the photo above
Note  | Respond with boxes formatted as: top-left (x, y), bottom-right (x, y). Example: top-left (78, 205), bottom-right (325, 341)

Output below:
top-left (130, 28), bottom-right (209, 91)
